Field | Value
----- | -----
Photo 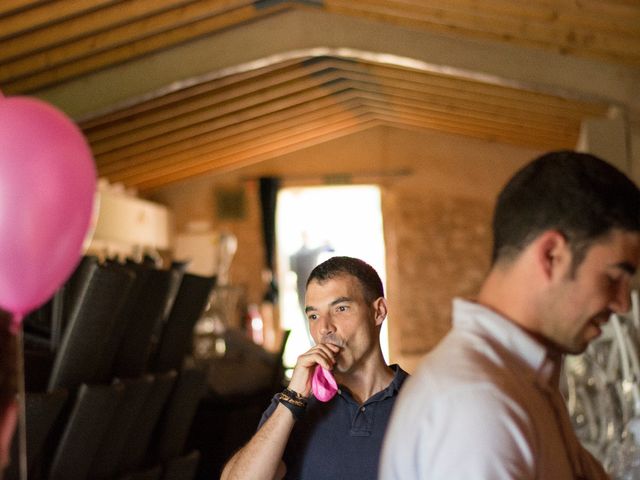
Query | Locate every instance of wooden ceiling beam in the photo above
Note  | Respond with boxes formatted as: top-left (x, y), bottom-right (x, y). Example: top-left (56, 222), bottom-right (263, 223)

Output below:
top-left (0, 0), bottom-right (50, 18)
top-left (326, 0), bottom-right (557, 24)
top-left (332, 60), bottom-right (608, 117)
top-left (80, 56), bottom-right (313, 128)
top-left (536, 0), bottom-right (640, 20)
top-left (360, 0), bottom-right (640, 35)
top-left (97, 94), bottom-right (363, 172)
top-left (344, 81), bottom-right (587, 133)
top-left (0, 0), bottom-right (256, 84)
top-left (109, 109), bottom-right (376, 187)
top-left (0, 0), bottom-right (206, 62)
top-left (84, 60), bottom-right (338, 142)
top-left (365, 104), bottom-right (575, 150)
top-left (375, 114), bottom-right (568, 151)
top-left (1, 0), bottom-right (279, 93)
top-left (99, 106), bottom-right (367, 180)
top-left (325, 0), bottom-right (640, 65)
top-left (359, 95), bottom-right (579, 140)
top-left (330, 72), bottom-right (603, 126)
top-left (0, 0), bottom-right (118, 40)
top-left (89, 72), bottom-right (347, 156)
top-left (130, 118), bottom-right (379, 191)
top-left (126, 118), bottom-right (380, 191)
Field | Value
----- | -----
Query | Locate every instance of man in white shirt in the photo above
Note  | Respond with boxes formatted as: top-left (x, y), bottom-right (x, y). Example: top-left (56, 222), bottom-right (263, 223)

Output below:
top-left (380, 150), bottom-right (640, 479)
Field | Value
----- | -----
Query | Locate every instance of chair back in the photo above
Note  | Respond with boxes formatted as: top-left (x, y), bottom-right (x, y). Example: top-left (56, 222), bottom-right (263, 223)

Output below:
top-left (48, 383), bottom-right (124, 480)
top-left (153, 368), bottom-right (207, 463)
top-left (126, 465), bottom-right (163, 480)
top-left (162, 451), bottom-right (201, 480)
top-left (59, 255), bottom-right (101, 341)
top-left (92, 262), bottom-right (150, 383)
top-left (22, 255), bottom-right (98, 353)
top-left (150, 273), bottom-right (216, 373)
top-left (118, 371), bottom-right (177, 472)
top-left (88, 375), bottom-right (155, 480)
top-left (48, 264), bottom-right (135, 391)
top-left (4, 389), bottom-right (68, 480)
top-left (113, 265), bottom-right (184, 378)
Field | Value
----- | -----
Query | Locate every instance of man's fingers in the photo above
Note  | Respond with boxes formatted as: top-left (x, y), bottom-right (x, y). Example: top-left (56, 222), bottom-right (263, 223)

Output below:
top-left (289, 342), bottom-right (343, 393)
top-left (298, 347), bottom-right (335, 370)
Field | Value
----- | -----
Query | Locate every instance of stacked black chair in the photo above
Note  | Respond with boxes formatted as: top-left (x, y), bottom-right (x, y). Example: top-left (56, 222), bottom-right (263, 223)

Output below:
top-left (113, 264), bottom-right (184, 378)
top-left (118, 370), bottom-right (177, 474)
top-left (4, 389), bottom-right (68, 480)
top-left (23, 255), bottom-right (99, 352)
top-left (22, 297), bottom-right (56, 351)
top-left (92, 261), bottom-right (151, 384)
top-left (150, 273), bottom-right (216, 373)
top-left (58, 255), bottom-right (101, 345)
top-left (122, 465), bottom-right (163, 480)
top-left (47, 263), bottom-right (135, 392)
top-left (48, 383), bottom-right (125, 480)
top-left (88, 375), bottom-right (155, 480)
top-left (15, 256), bottom-right (208, 480)
top-left (153, 368), bottom-right (207, 464)
top-left (23, 256), bottom-right (101, 390)
top-left (162, 451), bottom-right (201, 480)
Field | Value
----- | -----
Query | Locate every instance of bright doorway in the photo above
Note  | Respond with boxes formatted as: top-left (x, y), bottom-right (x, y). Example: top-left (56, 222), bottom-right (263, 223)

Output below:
top-left (276, 185), bottom-right (388, 371)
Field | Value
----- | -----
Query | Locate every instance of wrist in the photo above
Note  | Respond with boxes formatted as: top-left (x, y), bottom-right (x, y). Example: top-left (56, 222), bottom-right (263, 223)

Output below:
top-left (283, 386), bottom-right (307, 400)
top-left (287, 377), bottom-right (310, 398)
top-left (278, 387), bottom-right (308, 421)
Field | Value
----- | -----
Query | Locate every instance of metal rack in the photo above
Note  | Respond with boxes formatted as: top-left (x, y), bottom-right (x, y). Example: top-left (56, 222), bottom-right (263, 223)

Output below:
top-left (564, 290), bottom-right (640, 478)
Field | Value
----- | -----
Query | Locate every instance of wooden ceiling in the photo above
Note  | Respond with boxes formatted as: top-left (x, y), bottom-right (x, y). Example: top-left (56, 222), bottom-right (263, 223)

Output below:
top-left (2, 0), bottom-right (635, 191)
top-left (79, 53), bottom-right (608, 191)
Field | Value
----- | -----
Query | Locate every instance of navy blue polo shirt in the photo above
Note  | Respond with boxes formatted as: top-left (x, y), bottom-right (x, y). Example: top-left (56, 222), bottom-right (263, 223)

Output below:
top-left (258, 364), bottom-right (408, 479)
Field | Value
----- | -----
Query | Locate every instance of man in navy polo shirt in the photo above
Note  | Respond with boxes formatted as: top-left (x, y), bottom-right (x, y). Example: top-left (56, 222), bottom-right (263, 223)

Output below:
top-left (221, 256), bottom-right (408, 480)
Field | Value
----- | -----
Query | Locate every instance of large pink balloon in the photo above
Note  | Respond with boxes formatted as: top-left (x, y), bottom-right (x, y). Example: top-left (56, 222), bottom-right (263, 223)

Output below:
top-left (0, 97), bottom-right (96, 317)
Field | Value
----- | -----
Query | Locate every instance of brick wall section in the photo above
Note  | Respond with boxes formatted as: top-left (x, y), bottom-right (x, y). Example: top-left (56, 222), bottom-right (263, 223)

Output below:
top-left (383, 188), bottom-right (492, 372)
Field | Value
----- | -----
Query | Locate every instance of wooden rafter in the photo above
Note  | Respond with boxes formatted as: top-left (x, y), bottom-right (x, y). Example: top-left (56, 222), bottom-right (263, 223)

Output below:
top-left (74, 54), bottom-right (609, 191)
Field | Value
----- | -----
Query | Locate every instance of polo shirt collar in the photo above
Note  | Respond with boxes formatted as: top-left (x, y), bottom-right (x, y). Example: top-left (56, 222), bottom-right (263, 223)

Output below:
top-left (338, 364), bottom-right (408, 404)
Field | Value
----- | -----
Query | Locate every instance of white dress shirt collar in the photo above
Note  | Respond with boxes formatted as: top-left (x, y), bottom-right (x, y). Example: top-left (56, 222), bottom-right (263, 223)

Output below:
top-left (452, 297), bottom-right (559, 389)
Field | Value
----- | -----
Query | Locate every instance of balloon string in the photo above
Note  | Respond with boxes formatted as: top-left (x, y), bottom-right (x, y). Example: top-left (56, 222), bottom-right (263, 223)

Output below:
top-left (9, 314), bottom-right (22, 336)
top-left (13, 318), bottom-right (26, 480)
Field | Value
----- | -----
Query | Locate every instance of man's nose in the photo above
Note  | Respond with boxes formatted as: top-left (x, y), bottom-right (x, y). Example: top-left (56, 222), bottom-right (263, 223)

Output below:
top-left (317, 314), bottom-right (335, 336)
top-left (610, 279), bottom-right (631, 314)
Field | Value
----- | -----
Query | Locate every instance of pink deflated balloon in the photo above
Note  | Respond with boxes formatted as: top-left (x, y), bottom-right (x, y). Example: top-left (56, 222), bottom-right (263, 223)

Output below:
top-left (312, 365), bottom-right (338, 402)
top-left (0, 97), bottom-right (96, 318)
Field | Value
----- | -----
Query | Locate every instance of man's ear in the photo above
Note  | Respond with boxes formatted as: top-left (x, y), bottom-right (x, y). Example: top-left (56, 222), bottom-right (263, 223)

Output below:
top-left (534, 230), bottom-right (571, 281)
top-left (373, 297), bottom-right (388, 326)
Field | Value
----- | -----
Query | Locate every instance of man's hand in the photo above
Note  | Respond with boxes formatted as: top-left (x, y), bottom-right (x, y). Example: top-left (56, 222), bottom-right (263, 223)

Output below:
top-left (288, 343), bottom-right (341, 396)
top-left (221, 343), bottom-right (340, 480)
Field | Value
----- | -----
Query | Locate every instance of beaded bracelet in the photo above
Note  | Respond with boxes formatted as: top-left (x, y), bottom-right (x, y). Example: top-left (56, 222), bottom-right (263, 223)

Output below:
top-left (278, 387), bottom-right (308, 421)
top-left (282, 387), bottom-right (307, 405)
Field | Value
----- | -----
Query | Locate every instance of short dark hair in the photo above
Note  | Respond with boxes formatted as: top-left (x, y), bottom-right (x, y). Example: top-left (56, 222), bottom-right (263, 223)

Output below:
top-left (307, 256), bottom-right (384, 303)
top-left (492, 150), bottom-right (640, 271)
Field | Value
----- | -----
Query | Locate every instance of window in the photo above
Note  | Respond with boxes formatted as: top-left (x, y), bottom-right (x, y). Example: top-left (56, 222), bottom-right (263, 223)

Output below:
top-left (276, 185), bottom-right (388, 371)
